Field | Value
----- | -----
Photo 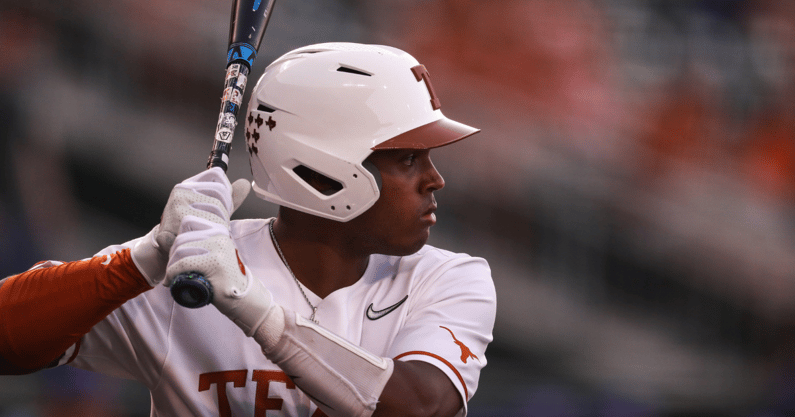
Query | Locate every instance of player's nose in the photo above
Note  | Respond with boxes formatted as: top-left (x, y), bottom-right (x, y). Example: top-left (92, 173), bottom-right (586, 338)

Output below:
top-left (423, 159), bottom-right (445, 193)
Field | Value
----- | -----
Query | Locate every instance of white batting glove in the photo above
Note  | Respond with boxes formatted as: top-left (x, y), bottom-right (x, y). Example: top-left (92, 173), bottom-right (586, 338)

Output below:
top-left (131, 168), bottom-right (251, 287)
top-left (165, 217), bottom-right (284, 343)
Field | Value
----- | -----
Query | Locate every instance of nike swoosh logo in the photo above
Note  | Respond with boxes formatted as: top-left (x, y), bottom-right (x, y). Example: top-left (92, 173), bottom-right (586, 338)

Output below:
top-left (366, 295), bottom-right (408, 320)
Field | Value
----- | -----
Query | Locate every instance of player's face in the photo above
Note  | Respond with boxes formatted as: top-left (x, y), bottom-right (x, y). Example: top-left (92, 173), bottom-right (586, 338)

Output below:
top-left (349, 148), bottom-right (445, 256)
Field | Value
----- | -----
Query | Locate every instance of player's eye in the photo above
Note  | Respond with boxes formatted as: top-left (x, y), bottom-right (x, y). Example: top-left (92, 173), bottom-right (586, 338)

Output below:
top-left (402, 153), bottom-right (416, 166)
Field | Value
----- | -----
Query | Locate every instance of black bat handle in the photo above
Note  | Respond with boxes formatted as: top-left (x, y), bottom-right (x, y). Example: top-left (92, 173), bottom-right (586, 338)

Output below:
top-left (172, 63), bottom-right (251, 309)
top-left (172, 0), bottom-right (276, 309)
top-left (206, 62), bottom-right (251, 171)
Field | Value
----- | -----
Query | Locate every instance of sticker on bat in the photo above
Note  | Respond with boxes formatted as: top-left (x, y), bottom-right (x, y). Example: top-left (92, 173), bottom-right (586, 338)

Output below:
top-left (222, 87), bottom-right (233, 103)
top-left (216, 128), bottom-right (234, 143)
top-left (221, 113), bottom-right (237, 130)
top-left (227, 64), bottom-right (241, 80)
top-left (235, 74), bottom-right (248, 91)
top-left (230, 89), bottom-right (242, 106)
top-left (216, 111), bottom-right (232, 125)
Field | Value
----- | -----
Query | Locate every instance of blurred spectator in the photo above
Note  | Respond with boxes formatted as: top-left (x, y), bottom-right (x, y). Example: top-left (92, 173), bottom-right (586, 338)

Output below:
top-left (0, 9), bottom-right (44, 275)
top-left (743, 4), bottom-right (795, 204)
top-left (742, 104), bottom-right (795, 203)
top-left (635, 75), bottom-right (729, 182)
top-left (399, 0), bottom-right (622, 155)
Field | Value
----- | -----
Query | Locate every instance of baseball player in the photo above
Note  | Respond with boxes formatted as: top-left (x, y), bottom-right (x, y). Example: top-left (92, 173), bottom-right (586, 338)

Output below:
top-left (0, 43), bottom-right (496, 417)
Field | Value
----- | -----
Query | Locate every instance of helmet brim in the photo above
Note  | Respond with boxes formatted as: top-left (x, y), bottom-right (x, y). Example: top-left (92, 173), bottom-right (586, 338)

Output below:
top-left (371, 118), bottom-right (479, 150)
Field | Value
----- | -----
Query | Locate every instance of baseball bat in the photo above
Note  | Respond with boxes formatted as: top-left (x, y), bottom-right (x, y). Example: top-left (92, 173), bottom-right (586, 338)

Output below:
top-left (170, 0), bottom-right (277, 309)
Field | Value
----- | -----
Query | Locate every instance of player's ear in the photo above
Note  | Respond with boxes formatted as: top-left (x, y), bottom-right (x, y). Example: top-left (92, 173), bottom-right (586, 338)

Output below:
top-left (362, 161), bottom-right (382, 192)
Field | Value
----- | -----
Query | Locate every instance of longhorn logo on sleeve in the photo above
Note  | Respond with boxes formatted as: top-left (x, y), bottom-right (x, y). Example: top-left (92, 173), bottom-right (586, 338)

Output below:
top-left (440, 326), bottom-right (479, 364)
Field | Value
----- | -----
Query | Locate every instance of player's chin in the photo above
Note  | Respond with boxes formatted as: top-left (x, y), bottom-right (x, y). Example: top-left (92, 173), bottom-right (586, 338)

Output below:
top-left (398, 228), bottom-right (432, 256)
top-left (380, 227), bottom-right (431, 257)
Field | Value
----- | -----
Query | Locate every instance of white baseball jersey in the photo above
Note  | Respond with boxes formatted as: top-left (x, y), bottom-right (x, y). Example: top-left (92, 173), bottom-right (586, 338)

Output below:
top-left (56, 218), bottom-right (496, 417)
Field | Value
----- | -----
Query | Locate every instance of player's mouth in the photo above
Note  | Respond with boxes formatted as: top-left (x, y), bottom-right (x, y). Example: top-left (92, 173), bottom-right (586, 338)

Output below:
top-left (421, 204), bottom-right (437, 225)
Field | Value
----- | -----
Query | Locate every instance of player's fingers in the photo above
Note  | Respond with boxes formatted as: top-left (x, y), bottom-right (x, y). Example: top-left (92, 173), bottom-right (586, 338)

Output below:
top-left (174, 182), bottom-right (234, 213)
top-left (190, 202), bottom-right (226, 220)
top-left (168, 216), bottom-right (227, 263)
top-left (170, 245), bottom-right (208, 263)
top-left (231, 178), bottom-right (251, 213)
top-left (165, 235), bottom-right (250, 296)
top-left (183, 166), bottom-right (232, 187)
top-left (180, 169), bottom-right (236, 211)
top-left (166, 218), bottom-right (227, 277)
top-left (165, 243), bottom-right (212, 285)
top-left (160, 187), bottom-right (231, 236)
top-left (177, 215), bottom-right (227, 237)
top-left (154, 231), bottom-right (175, 254)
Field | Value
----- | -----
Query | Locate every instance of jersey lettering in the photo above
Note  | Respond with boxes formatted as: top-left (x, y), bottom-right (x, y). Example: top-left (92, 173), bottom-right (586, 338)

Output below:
top-left (252, 370), bottom-right (294, 414)
top-left (199, 370), bottom-right (248, 417)
top-left (198, 369), bottom-right (330, 416)
top-left (411, 65), bottom-right (442, 110)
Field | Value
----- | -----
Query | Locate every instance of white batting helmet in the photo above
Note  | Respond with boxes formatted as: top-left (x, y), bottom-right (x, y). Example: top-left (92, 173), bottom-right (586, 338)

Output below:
top-left (244, 42), bottom-right (479, 222)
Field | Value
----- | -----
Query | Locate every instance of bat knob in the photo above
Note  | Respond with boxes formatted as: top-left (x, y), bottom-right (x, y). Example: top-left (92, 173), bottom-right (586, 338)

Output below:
top-left (171, 272), bottom-right (214, 308)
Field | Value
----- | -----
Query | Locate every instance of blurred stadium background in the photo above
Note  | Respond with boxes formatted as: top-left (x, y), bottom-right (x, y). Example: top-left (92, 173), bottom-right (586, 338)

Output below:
top-left (1, 0), bottom-right (794, 415)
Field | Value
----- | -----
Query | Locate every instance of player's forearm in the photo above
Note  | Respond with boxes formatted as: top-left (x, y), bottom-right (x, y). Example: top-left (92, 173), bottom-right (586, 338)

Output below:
top-left (254, 308), bottom-right (391, 417)
top-left (373, 360), bottom-right (462, 417)
top-left (0, 249), bottom-right (151, 374)
top-left (250, 308), bottom-right (461, 417)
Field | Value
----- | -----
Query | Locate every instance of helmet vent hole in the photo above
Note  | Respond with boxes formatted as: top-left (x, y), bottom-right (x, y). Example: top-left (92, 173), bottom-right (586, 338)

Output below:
top-left (337, 66), bottom-right (372, 77)
top-left (257, 104), bottom-right (276, 113)
top-left (346, 205), bottom-right (351, 210)
top-left (293, 165), bottom-right (343, 196)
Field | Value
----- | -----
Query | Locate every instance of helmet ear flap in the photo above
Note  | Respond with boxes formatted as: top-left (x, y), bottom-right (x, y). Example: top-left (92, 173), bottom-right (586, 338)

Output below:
top-left (362, 160), bottom-right (382, 192)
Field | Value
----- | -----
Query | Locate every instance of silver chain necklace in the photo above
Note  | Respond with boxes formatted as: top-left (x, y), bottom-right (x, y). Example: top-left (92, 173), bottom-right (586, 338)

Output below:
top-left (269, 220), bottom-right (319, 324)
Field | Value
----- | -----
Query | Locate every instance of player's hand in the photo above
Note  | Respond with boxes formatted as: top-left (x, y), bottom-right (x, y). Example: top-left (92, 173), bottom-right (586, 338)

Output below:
top-left (165, 216), bottom-right (278, 338)
top-left (157, 167), bottom-right (251, 249)
top-left (131, 168), bottom-right (251, 286)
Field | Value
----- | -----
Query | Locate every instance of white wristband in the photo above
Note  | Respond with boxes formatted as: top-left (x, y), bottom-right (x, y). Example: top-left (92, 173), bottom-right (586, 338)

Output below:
top-left (260, 309), bottom-right (394, 417)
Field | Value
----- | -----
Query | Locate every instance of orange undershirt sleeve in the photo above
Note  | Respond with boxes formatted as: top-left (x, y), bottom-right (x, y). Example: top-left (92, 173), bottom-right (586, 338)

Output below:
top-left (0, 248), bottom-right (152, 374)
